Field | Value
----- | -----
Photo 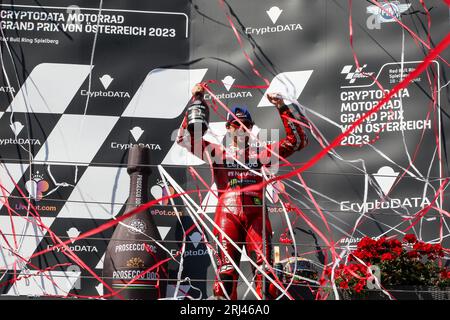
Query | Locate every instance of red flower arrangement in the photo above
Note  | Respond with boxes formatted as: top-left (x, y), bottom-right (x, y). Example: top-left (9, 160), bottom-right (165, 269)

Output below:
top-left (323, 234), bottom-right (450, 295)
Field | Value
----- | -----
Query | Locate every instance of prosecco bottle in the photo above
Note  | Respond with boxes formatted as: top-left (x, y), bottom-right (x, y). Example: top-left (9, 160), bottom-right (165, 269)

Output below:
top-left (103, 145), bottom-right (166, 300)
top-left (187, 92), bottom-right (209, 136)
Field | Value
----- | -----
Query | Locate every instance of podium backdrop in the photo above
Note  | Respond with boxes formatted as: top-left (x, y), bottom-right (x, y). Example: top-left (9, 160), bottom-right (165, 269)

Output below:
top-left (0, 0), bottom-right (448, 299)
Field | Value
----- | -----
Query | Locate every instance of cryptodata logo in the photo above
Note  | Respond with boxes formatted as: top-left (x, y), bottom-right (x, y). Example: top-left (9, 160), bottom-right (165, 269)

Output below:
top-left (373, 166), bottom-right (400, 196)
top-left (170, 231), bottom-right (211, 257)
top-left (245, 6), bottom-right (303, 36)
top-left (222, 75), bottom-right (236, 92)
top-left (130, 126), bottom-right (144, 142)
top-left (189, 232), bottom-right (202, 249)
top-left (204, 75), bottom-right (253, 100)
top-left (9, 121), bottom-right (24, 136)
top-left (0, 120), bottom-right (41, 146)
top-left (110, 126), bottom-right (161, 151)
top-left (80, 73), bottom-right (131, 98)
top-left (99, 74), bottom-right (114, 90)
top-left (266, 6), bottom-right (283, 24)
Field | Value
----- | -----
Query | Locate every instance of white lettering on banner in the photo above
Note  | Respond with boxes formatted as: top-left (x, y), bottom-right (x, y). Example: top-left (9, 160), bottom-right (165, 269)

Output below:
top-left (67, 13), bottom-right (125, 24)
top-left (0, 21), bottom-right (35, 31)
top-left (34, 38), bottom-right (59, 45)
top-left (363, 120), bottom-right (431, 133)
top-left (242, 6), bottom-right (304, 36)
top-left (114, 243), bottom-right (156, 253)
top-left (0, 138), bottom-right (41, 146)
top-left (0, 9), bottom-right (183, 38)
top-left (338, 62), bottom-right (439, 146)
top-left (3, 37), bottom-right (60, 45)
top-left (0, 4), bottom-right (190, 38)
top-left (339, 237), bottom-right (363, 245)
top-left (340, 88), bottom-right (410, 103)
top-left (0, 86), bottom-right (15, 93)
top-left (204, 91), bottom-right (252, 100)
top-left (0, 10), bottom-right (66, 21)
top-left (80, 90), bottom-right (130, 98)
top-left (84, 24), bottom-right (147, 36)
top-left (170, 248), bottom-right (212, 257)
top-left (341, 100), bottom-right (402, 112)
top-left (245, 23), bottom-right (303, 35)
top-left (340, 197), bottom-right (431, 212)
top-left (110, 142), bottom-right (161, 151)
top-left (47, 244), bottom-right (99, 253)
top-left (112, 270), bottom-right (158, 280)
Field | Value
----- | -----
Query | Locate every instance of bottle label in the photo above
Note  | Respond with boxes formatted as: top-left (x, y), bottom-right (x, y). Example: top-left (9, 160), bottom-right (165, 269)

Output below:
top-left (134, 174), bottom-right (143, 205)
top-left (112, 269), bottom-right (159, 290)
top-left (114, 242), bottom-right (157, 254)
top-left (127, 218), bottom-right (148, 235)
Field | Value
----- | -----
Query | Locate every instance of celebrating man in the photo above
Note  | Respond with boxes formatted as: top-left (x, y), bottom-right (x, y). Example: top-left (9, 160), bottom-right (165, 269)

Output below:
top-left (177, 83), bottom-right (308, 299)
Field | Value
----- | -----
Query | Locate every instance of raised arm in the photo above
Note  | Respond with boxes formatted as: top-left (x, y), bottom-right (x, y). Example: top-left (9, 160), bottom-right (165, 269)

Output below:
top-left (259, 93), bottom-right (308, 162)
top-left (176, 84), bottom-right (222, 162)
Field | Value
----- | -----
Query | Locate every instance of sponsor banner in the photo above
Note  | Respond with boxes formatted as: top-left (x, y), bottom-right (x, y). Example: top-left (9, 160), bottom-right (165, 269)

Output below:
top-left (0, 0), bottom-right (448, 299)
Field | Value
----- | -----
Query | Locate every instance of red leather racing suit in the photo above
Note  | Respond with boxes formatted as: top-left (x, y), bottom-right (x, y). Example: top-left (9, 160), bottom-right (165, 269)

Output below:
top-left (177, 103), bottom-right (307, 299)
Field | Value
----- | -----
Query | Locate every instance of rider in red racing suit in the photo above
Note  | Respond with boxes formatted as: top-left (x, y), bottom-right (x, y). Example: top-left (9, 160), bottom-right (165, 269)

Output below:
top-left (177, 84), bottom-right (308, 300)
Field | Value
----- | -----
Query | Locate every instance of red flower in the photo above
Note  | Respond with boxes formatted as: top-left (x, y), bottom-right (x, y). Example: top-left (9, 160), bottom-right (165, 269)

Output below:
top-left (390, 239), bottom-right (402, 248)
top-left (413, 242), bottom-right (423, 251)
top-left (392, 247), bottom-right (403, 256)
top-left (407, 250), bottom-right (420, 259)
top-left (357, 237), bottom-right (377, 250)
top-left (354, 280), bottom-right (366, 293)
top-left (376, 237), bottom-right (388, 248)
top-left (319, 278), bottom-right (327, 286)
top-left (422, 243), bottom-right (433, 253)
top-left (381, 253), bottom-right (395, 261)
top-left (403, 234), bottom-right (417, 244)
top-left (339, 281), bottom-right (349, 289)
top-left (432, 244), bottom-right (444, 256)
